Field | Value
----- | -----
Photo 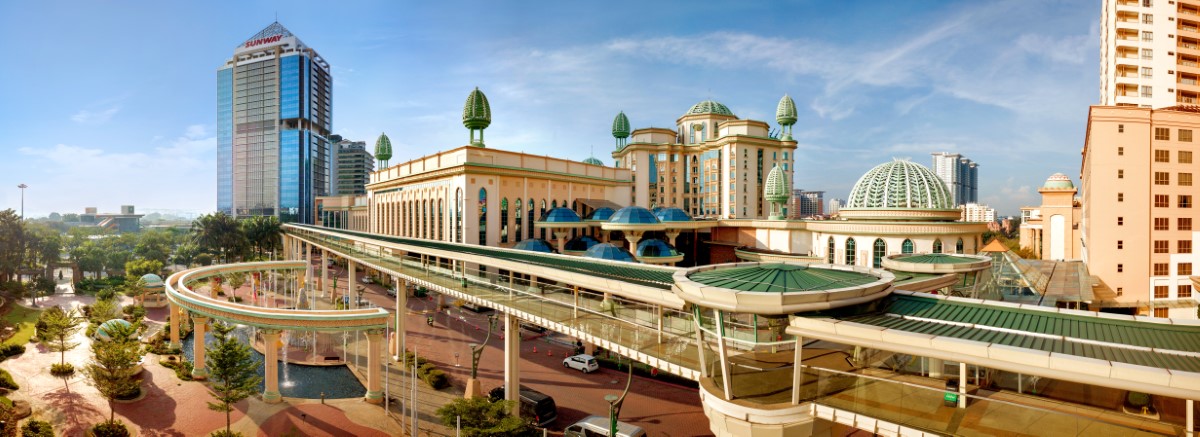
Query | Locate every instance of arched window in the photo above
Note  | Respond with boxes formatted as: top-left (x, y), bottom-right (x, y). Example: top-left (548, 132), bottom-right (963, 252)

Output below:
top-left (873, 238), bottom-right (886, 268)
top-left (956, 238), bottom-right (964, 254)
top-left (933, 239), bottom-right (943, 254)
top-left (455, 189), bottom-right (463, 243)
top-left (514, 199), bottom-right (523, 243)
top-left (552, 200), bottom-right (558, 209)
top-left (902, 239), bottom-right (914, 254)
top-left (827, 237), bottom-right (835, 264)
top-left (438, 199), bottom-right (444, 241)
top-left (500, 198), bottom-right (510, 243)
top-left (422, 199), bottom-right (429, 239)
top-left (478, 188), bottom-right (488, 245)
top-left (540, 200), bottom-right (548, 240)
top-left (845, 238), bottom-right (857, 266)
top-left (527, 198), bottom-right (535, 240)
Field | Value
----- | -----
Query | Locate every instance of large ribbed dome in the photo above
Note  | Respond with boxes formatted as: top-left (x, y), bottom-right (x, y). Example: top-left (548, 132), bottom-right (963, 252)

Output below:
top-left (846, 160), bottom-right (953, 209)
top-left (374, 133), bottom-right (392, 161)
top-left (776, 94), bottom-right (797, 126)
top-left (1043, 173), bottom-right (1075, 190)
top-left (612, 111), bottom-right (630, 139)
top-left (684, 100), bottom-right (734, 117)
top-left (764, 164), bottom-right (791, 203)
top-left (462, 87), bottom-right (491, 129)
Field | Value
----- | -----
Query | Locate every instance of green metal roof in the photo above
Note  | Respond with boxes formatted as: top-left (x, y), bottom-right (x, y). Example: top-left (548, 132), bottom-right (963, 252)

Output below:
top-left (689, 263), bottom-right (878, 293)
top-left (289, 224), bottom-right (676, 289)
top-left (831, 294), bottom-right (1200, 373)
top-left (891, 253), bottom-right (981, 264)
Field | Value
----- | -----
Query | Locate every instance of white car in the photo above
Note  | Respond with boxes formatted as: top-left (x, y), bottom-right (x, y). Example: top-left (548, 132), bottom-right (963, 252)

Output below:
top-left (361, 276), bottom-right (373, 284)
top-left (563, 354), bottom-right (599, 373)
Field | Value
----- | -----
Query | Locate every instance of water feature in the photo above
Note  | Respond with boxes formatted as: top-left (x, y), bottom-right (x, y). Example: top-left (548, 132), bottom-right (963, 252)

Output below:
top-left (180, 325), bottom-right (365, 399)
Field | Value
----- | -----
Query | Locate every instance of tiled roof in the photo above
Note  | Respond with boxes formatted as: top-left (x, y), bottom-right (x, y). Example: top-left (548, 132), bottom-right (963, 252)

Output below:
top-left (689, 263), bottom-right (878, 293)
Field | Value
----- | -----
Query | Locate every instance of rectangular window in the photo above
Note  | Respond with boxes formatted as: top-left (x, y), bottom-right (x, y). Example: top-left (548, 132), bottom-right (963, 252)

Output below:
top-left (1181, 195), bottom-right (1194, 208)
top-left (1144, 13), bottom-right (1154, 24)
top-left (1154, 308), bottom-right (1169, 318)
top-left (1144, 31), bottom-right (1154, 42)
top-left (1119, 169), bottom-right (1125, 179)
top-left (1119, 146), bottom-right (1125, 155)
top-left (1182, 173), bottom-right (1194, 186)
top-left (1143, 0), bottom-right (1153, 7)
top-left (1118, 264), bottom-right (1125, 273)
top-left (1182, 129), bottom-right (1194, 142)
top-left (1182, 151), bottom-right (1193, 163)
top-left (1118, 240), bottom-right (1125, 249)
top-left (1119, 216), bottom-right (1125, 226)
top-left (1119, 192), bottom-right (1125, 202)
top-left (1156, 127), bottom-right (1171, 140)
top-left (1156, 149), bottom-right (1171, 162)
top-left (1182, 262), bottom-right (1194, 275)
top-left (1156, 217), bottom-right (1170, 230)
top-left (1181, 241), bottom-right (1193, 254)
top-left (1156, 171), bottom-right (1170, 185)
top-left (1181, 284), bottom-right (1194, 298)
top-left (1156, 285), bottom-right (1170, 298)
top-left (1182, 218), bottom-right (1194, 230)
top-left (1142, 85), bottom-right (1154, 97)
top-left (1155, 263), bottom-right (1170, 275)
top-left (1155, 240), bottom-right (1170, 253)
top-left (1143, 66), bottom-right (1154, 78)
top-left (1155, 194), bottom-right (1168, 206)
top-left (1119, 124), bottom-right (1125, 133)
top-left (1144, 48), bottom-right (1154, 60)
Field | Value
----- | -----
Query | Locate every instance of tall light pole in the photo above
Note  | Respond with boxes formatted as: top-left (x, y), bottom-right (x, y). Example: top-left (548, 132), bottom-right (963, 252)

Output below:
top-left (16, 184), bottom-right (26, 219)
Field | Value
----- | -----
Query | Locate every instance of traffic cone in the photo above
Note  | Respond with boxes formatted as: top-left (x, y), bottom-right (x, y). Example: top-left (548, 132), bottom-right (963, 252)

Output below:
top-left (532, 346), bottom-right (537, 354)
top-left (547, 350), bottom-right (553, 356)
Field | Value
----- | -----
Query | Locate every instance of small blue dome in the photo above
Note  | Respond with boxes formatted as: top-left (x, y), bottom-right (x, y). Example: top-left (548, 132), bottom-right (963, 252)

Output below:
top-left (584, 243), bottom-right (637, 263)
top-left (636, 239), bottom-right (678, 258)
top-left (141, 273), bottom-right (164, 292)
top-left (565, 235), bottom-right (601, 252)
top-left (586, 207), bottom-right (616, 221)
top-left (95, 319), bottom-right (135, 342)
top-left (513, 239), bottom-right (555, 253)
top-left (541, 207), bottom-right (582, 223)
top-left (610, 206), bottom-right (660, 224)
top-left (654, 207), bottom-right (692, 222)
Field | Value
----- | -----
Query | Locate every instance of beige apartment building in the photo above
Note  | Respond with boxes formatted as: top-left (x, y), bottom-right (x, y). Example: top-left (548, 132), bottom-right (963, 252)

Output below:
top-left (1018, 174), bottom-right (1083, 261)
top-left (1081, 105), bottom-right (1199, 316)
top-left (1100, 0), bottom-right (1200, 108)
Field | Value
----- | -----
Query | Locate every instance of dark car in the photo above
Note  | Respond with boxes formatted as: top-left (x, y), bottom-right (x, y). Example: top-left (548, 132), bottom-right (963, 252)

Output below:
top-left (488, 385), bottom-right (557, 427)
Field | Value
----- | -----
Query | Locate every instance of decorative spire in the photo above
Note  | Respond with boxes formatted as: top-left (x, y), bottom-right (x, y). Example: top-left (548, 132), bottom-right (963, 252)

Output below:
top-left (612, 111), bottom-right (630, 149)
top-left (374, 132), bottom-right (392, 168)
top-left (462, 87), bottom-right (491, 147)
top-left (764, 164), bottom-right (792, 220)
top-left (776, 94), bottom-right (797, 141)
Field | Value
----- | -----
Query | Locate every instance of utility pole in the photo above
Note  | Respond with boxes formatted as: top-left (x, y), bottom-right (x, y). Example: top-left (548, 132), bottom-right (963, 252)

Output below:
top-left (16, 184), bottom-right (26, 219)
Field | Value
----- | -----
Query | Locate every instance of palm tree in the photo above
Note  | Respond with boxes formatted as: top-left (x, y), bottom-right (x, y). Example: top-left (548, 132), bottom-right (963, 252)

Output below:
top-left (241, 216), bottom-right (282, 259)
top-left (191, 213), bottom-right (246, 263)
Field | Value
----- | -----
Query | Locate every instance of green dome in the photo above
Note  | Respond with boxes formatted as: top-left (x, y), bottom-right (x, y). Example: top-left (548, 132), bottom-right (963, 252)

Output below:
top-left (582, 157), bottom-right (605, 166)
top-left (1043, 173), bottom-right (1075, 190)
top-left (846, 160), bottom-right (953, 209)
top-left (94, 319), bottom-right (134, 342)
top-left (375, 133), bottom-right (393, 161)
top-left (612, 111), bottom-right (630, 139)
top-left (462, 87), bottom-right (491, 129)
top-left (776, 94), bottom-right (797, 126)
top-left (684, 100), bottom-right (734, 117)
top-left (764, 164), bottom-right (791, 203)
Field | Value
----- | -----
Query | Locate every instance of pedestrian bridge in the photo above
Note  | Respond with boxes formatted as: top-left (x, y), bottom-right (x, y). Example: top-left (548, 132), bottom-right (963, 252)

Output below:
top-left (283, 224), bottom-right (1200, 437)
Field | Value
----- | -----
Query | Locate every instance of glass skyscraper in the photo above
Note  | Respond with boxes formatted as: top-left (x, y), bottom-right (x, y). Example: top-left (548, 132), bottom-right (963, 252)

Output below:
top-left (217, 22), bottom-right (332, 223)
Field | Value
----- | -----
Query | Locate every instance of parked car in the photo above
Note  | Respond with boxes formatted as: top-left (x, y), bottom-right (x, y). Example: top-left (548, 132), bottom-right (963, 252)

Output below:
top-left (488, 385), bottom-right (557, 427)
top-left (361, 276), bottom-right (374, 284)
top-left (520, 322), bottom-right (547, 333)
top-left (563, 415), bottom-right (647, 437)
top-left (563, 354), bottom-right (599, 373)
top-left (385, 287), bottom-right (396, 297)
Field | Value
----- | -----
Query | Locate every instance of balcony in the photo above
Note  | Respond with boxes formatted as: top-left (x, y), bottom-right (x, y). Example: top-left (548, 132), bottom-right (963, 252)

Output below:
top-left (1180, 25), bottom-right (1200, 39)
top-left (1180, 42), bottom-right (1200, 57)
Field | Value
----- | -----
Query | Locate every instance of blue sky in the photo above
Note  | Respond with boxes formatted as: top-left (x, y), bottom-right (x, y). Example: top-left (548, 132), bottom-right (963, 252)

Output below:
top-left (0, 0), bottom-right (1097, 217)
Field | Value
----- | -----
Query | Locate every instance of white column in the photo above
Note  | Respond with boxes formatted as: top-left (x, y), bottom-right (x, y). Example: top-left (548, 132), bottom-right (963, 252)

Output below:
top-left (322, 250), bottom-right (330, 297)
top-left (365, 329), bottom-right (384, 404)
top-left (191, 315), bottom-right (209, 380)
top-left (1188, 399), bottom-right (1195, 437)
top-left (958, 362), bottom-right (967, 409)
top-left (348, 260), bottom-right (357, 309)
top-left (394, 277), bottom-right (406, 361)
top-left (791, 336), bottom-right (804, 404)
top-left (929, 358), bottom-right (944, 378)
top-left (503, 313), bottom-right (520, 417)
top-left (262, 329), bottom-right (282, 403)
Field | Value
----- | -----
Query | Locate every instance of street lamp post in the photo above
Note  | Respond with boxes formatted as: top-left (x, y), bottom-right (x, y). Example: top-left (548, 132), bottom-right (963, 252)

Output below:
top-left (16, 184), bottom-right (26, 219)
top-left (606, 358), bottom-right (635, 437)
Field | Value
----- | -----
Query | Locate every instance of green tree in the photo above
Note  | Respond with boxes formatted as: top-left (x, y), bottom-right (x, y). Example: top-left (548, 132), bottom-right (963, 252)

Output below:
top-left (195, 253), bottom-right (214, 267)
top-left (0, 209), bottom-right (24, 282)
top-left (173, 241), bottom-right (200, 267)
top-left (205, 322), bottom-right (261, 435)
top-left (124, 259), bottom-right (162, 279)
top-left (223, 273), bottom-right (246, 296)
top-left (37, 306), bottom-right (83, 366)
top-left (89, 299), bottom-right (120, 324)
top-left (241, 216), bottom-right (281, 259)
top-left (132, 230), bottom-right (173, 266)
top-left (191, 213), bottom-right (246, 263)
top-left (82, 321), bottom-right (143, 423)
top-left (436, 397), bottom-right (533, 437)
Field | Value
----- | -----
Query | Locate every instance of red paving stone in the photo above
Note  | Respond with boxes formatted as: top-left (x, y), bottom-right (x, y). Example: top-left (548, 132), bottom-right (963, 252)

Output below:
top-left (257, 403), bottom-right (390, 437)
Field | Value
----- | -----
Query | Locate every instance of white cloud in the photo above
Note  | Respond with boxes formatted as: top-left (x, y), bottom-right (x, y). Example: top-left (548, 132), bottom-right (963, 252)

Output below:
top-left (70, 106), bottom-right (120, 124)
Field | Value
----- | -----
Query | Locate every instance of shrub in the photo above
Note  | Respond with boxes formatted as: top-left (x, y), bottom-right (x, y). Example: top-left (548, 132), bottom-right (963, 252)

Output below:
top-left (96, 289), bottom-right (116, 301)
top-left (90, 420), bottom-right (130, 437)
top-left (1127, 391), bottom-right (1151, 408)
top-left (161, 358), bottom-right (193, 381)
top-left (50, 363), bottom-right (75, 376)
top-left (227, 296), bottom-right (243, 303)
top-left (209, 430), bottom-right (243, 437)
top-left (0, 369), bottom-right (19, 390)
top-left (0, 344), bottom-right (26, 359)
top-left (21, 419), bottom-right (54, 437)
top-left (422, 369), bottom-right (449, 389)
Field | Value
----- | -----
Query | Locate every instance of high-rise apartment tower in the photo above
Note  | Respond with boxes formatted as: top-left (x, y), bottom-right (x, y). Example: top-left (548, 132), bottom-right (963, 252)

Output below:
top-left (931, 152), bottom-right (978, 205)
top-left (217, 22), bottom-right (332, 223)
top-left (1099, 0), bottom-right (1200, 107)
top-left (330, 135), bottom-right (374, 196)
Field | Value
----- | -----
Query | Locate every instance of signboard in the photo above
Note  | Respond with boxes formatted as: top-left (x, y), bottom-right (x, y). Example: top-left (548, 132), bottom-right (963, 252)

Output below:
top-left (245, 34), bottom-right (283, 48)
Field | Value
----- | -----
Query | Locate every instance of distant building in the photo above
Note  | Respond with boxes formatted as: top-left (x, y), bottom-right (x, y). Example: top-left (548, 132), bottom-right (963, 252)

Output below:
top-left (77, 205), bottom-right (142, 233)
top-left (789, 189), bottom-right (824, 218)
top-left (1019, 174), bottom-right (1082, 263)
top-left (960, 203), bottom-right (995, 222)
top-left (331, 135), bottom-right (374, 195)
top-left (828, 198), bottom-right (843, 215)
top-left (931, 152), bottom-right (978, 205)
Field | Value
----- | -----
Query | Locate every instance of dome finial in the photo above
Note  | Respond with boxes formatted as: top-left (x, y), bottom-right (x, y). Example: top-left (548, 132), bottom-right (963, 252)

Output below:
top-left (612, 111), bottom-right (631, 149)
top-left (375, 132), bottom-right (393, 168)
top-left (463, 87), bottom-right (491, 147)
top-left (764, 164), bottom-right (791, 220)
top-left (776, 94), bottom-right (797, 141)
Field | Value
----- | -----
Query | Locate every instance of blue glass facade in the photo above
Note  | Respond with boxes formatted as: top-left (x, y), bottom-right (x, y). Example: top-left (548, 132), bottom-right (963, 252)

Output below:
top-left (217, 67), bottom-right (233, 215)
top-left (280, 56), bottom-right (300, 120)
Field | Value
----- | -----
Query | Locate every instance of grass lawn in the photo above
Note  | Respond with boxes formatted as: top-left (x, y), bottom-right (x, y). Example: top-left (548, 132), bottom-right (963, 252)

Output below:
top-left (2, 304), bottom-right (42, 346)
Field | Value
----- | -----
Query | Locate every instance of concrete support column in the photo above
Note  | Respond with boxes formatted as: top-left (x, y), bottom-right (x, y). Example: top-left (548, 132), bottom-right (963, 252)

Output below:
top-left (365, 329), bottom-right (384, 404)
top-left (666, 230), bottom-right (681, 247)
top-left (394, 277), bottom-right (406, 361)
top-left (624, 231), bottom-right (643, 251)
top-left (715, 311), bottom-right (732, 400)
top-left (348, 260), bottom-right (357, 309)
top-left (791, 335), bottom-right (804, 404)
top-left (929, 358), bottom-right (944, 378)
top-left (958, 362), bottom-right (967, 409)
top-left (321, 250), bottom-right (329, 298)
top-left (572, 286), bottom-right (579, 318)
top-left (262, 329), bottom-right (282, 403)
top-left (1187, 399), bottom-right (1194, 437)
top-left (168, 303), bottom-right (181, 349)
top-left (503, 313), bottom-right (520, 417)
top-left (553, 229), bottom-right (569, 254)
top-left (190, 315), bottom-right (209, 380)
top-left (584, 342), bottom-right (595, 356)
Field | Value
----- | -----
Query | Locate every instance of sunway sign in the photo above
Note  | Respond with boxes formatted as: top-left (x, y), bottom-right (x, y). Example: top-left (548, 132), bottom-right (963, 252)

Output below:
top-left (245, 34), bottom-right (283, 48)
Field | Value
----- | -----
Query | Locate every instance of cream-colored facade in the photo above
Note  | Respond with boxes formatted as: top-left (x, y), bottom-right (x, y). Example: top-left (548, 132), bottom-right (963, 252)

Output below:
top-left (611, 101), bottom-right (797, 220)
top-left (1082, 105), bottom-right (1200, 316)
top-left (1018, 174), bottom-right (1083, 261)
top-left (316, 194), bottom-right (369, 231)
top-left (366, 146), bottom-right (631, 248)
top-left (1100, 0), bottom-right (1200, 107)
